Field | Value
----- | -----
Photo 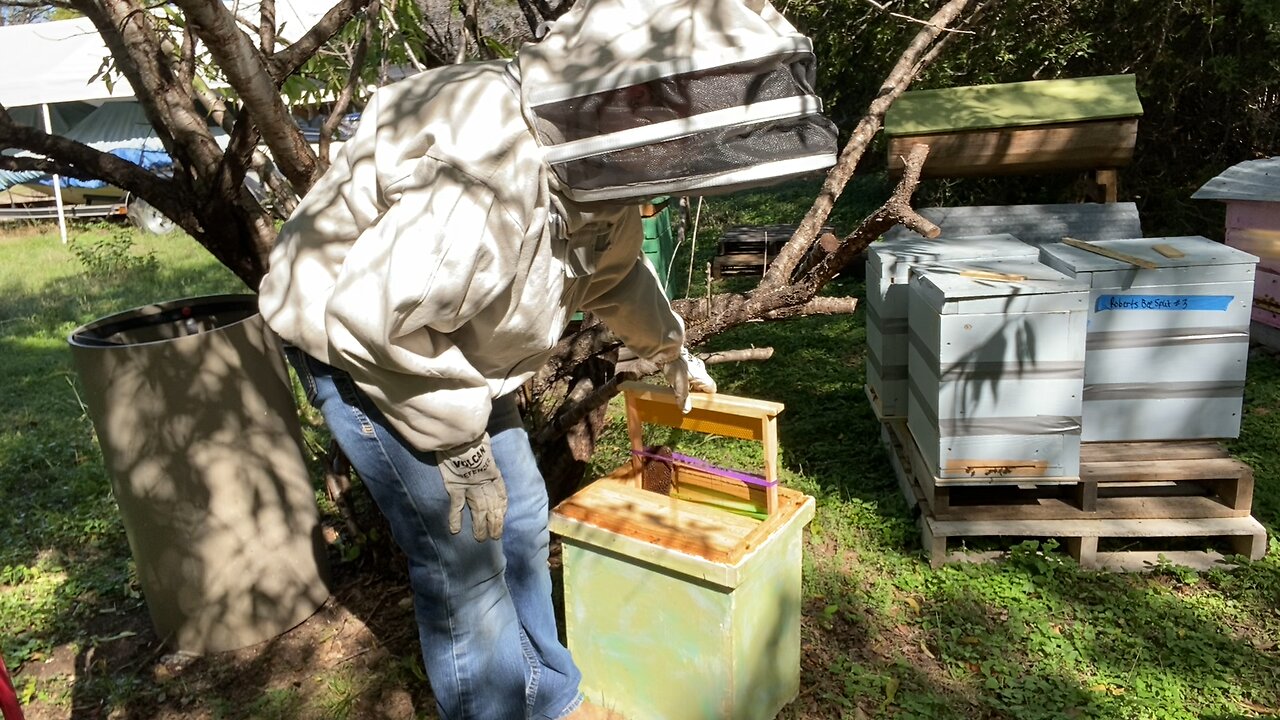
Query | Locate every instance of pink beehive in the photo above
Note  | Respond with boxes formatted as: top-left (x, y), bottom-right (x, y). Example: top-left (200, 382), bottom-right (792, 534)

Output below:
top-left (1193, 157), bottom-right (1280, 344)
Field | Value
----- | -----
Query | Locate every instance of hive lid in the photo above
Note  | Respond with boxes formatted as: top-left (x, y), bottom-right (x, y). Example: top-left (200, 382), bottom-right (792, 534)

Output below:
top-left (1191, 157), bottom-right (1280, 203)
top-left (551, 473), bottom-right (814, 588)
top-left (868, 233), bottom-right (1036, 278)
top-left (1040, 236), bottom-right (1259, 272)
top-left (882, 202), bottom-right (1143, 245)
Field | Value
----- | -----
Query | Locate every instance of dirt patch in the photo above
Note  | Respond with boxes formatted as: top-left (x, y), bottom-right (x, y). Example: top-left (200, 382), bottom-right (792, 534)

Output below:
top-left (15, 565), bottom-right (436, 720)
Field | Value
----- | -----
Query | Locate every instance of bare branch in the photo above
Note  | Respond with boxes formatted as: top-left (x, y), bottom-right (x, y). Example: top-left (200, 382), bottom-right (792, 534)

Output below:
top-left (172, 0), bottom-right (317, 191)
top-left (0, 104), bottom-right (193, 227)
top-left (270, 0), bottom-right (373, 80)
top-left (761, 0), bottom-right (975, 286)
top-left (699, 347), bottom-right (775, 364)
top-left (761, 297), bottom-right (859, 320)
top-left (320, 0), bottom-right (377, 168)
top-left (74, 0), bottom-right (224, 178)
top-left (259, 0), bottom-right (276, 51)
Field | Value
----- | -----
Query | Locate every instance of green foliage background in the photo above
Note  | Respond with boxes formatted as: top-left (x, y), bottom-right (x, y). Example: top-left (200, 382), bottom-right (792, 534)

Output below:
top-left (785, 0), bottom-right (1280, 237)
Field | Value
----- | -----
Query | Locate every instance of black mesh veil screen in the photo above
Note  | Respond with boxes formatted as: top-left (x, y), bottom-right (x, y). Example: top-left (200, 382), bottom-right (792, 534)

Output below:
top-left (529, 54), bottom-right (820, 145)
top-left (552, 114), bottom-right (838, 193)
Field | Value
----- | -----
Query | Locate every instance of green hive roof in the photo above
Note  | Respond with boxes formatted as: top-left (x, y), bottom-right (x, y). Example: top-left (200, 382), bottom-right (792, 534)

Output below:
top-left (885, 74), bottom-right (1143, 137)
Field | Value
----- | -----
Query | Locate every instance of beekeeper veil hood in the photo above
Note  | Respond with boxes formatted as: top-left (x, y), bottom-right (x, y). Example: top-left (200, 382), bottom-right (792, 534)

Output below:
top-left (510, 0), bottom-right (839, 203)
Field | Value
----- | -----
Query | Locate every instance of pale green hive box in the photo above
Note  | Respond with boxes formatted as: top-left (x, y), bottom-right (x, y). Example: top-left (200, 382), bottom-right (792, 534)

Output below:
top-left (550, 383), bottom-right (816, 720)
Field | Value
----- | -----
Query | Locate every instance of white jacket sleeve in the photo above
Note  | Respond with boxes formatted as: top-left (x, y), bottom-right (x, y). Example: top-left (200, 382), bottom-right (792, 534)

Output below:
top-left (579, 208), bottom-right (685, 364)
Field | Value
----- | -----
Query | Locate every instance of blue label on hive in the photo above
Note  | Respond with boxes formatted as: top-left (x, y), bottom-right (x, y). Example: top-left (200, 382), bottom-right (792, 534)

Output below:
top-left (1094, 294), bottom-right (1233, 312)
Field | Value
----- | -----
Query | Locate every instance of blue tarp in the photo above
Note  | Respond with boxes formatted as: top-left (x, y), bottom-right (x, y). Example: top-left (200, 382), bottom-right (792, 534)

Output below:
top-left (0, 101), bottom-right (168, 192)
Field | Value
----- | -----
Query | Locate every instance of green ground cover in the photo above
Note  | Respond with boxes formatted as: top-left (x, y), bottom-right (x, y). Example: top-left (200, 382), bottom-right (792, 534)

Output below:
top-left (1, 196), bottom-right (1277, 718)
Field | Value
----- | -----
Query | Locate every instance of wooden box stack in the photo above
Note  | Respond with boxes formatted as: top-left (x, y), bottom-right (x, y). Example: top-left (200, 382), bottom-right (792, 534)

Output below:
top-left (711, 224), bottom-right (795, 278)
top-left (869, 226), bottom-right (1268, 570)
top-left (551, 383), bottom-right (814, 720)
top-left (906, 258), bottom-right (1089, 480)
top-left (1040, 236), bottom-right (1258, 441)
top-left (865, 233), bottom-right (1037, 419)
top-left (1192, 157), bottom-right (1280, 348)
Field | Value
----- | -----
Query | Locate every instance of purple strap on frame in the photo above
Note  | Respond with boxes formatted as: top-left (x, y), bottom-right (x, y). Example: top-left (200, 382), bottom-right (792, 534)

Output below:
top-left (631, 448), bottom-right (777, 488)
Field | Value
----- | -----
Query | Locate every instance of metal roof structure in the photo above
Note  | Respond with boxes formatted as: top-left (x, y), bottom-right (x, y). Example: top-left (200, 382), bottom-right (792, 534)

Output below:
top-left (1191, 157), bottom-right (1280, 203)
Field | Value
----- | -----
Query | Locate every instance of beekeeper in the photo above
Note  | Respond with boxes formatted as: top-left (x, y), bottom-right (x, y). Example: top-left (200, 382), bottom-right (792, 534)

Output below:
top-left (258, 0), bottom-right (836, 717)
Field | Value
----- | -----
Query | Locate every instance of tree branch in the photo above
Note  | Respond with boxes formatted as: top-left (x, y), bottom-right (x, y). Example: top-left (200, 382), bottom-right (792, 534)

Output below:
top-left (0, 104), bottom-right (194, 228)
top-left (760, 0), bottom-right (975, 287)
top-left (75, 0), bottom-right (224, 182)
top-left (761, 297), bottom-right (859, 320)
top-left (320, 0), bottom-right (377, 169)
top-left (270, 0), bottom-right (374, 80)
top-left (172, 0), bottom-right (317, 191)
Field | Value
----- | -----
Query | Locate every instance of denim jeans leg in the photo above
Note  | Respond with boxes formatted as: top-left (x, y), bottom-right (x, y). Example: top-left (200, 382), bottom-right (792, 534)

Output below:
top-left (486, 395), bottom-right (583, 718)
top-left (289, 352), bottom-right (582, 720)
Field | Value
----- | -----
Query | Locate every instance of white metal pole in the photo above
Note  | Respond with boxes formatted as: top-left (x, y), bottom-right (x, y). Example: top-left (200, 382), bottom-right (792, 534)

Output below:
top-left (40, 103), bottom-right (69, 245)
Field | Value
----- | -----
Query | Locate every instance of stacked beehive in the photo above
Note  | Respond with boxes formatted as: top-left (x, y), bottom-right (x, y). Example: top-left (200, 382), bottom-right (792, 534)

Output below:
top-left (868, 209), bottom-right (1268, 570)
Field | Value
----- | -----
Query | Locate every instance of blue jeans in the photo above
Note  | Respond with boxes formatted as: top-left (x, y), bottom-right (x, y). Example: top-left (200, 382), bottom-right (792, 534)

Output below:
top-left (288, 350), bottom-right (584, 720)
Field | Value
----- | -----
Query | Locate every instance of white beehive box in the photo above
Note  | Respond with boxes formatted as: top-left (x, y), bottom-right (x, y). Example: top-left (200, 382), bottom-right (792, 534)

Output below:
top-left (866, 234), bottom-right (1037, 418)
top-left (1040, 236), bottom-right (1258, 441)
top-left (907, 258), bottom-right (1089, 480)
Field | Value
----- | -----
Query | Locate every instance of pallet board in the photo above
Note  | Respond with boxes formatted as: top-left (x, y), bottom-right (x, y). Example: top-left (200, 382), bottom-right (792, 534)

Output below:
top-left (711, 224), bottom-right (837, 278)
top-left (879, 417), bottom-right (1266, 570)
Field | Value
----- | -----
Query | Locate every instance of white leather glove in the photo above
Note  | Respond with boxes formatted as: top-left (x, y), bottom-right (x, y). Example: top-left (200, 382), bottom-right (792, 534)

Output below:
top-left (436, 434), bottom-right (507, 542)
top-left (662, 347), bottom-right (718, 413)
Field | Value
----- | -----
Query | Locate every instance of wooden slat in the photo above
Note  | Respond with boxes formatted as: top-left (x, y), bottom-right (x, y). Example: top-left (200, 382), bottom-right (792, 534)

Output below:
top-left (1080, 441), bottom-right (1229, 463)
top-left (1061, 236), bottom-right (1159, 269)
top-left (620, 382), bottom-right (783, 419)
top-left (1152, 243), bottom-right (1186, 259)
top-left (929, 495), bottom-right (1250, 522)
top-left (1082, 458), bottom-right (1248, 484)
top-left (554, 479), bottom-right (760, 563)
top-left (927, 514), bottom-right (1266, 539)
top-left (887, 119), bottom-right (1138, 178)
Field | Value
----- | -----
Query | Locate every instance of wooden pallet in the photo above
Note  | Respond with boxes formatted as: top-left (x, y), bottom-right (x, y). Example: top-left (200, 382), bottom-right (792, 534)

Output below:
top-left (880, 419), bottom-right (1268, 570)
top-left (711, 225), bottom-right (793, 278)
top-left (710, 224), bottom-right (841, 278)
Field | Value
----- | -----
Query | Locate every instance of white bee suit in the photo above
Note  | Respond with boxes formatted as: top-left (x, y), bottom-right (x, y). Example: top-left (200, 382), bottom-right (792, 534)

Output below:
top-left (259, 62), bottom-right (685, 452)
top-left (259, 0), bottom-right (836, 453)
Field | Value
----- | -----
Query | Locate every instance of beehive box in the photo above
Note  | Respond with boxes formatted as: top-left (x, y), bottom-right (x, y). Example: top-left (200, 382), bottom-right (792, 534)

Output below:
top-left (550, 383), bottom-right (815, 720)
top-left (866, 233), bottom-right (1037, 418)
top-left (1040, 236), bottom-right (1259, 441)
top-left (1192, 157), bottom-right (1280, 337)
top-left (906, 258), bottom-right (1090, 479)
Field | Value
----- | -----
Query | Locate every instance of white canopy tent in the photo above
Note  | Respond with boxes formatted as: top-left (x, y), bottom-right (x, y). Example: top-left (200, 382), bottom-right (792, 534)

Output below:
top-left (0, 0), bottom-right (338, 239)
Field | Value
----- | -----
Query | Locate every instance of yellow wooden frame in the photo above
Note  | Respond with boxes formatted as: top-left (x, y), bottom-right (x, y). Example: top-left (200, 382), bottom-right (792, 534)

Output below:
top-left (619, 381), bottom-right (784, 515)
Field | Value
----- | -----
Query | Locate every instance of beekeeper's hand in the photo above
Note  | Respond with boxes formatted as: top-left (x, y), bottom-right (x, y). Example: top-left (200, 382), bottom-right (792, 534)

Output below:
top-left (436, 434), bottom-right (507, 542)
top-left (663, 347), bottom-right (718, 414)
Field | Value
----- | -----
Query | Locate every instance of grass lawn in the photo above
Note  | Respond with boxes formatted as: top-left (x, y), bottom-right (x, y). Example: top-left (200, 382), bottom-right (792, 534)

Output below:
top-left (1, 194), bottom-right (1278, 719)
